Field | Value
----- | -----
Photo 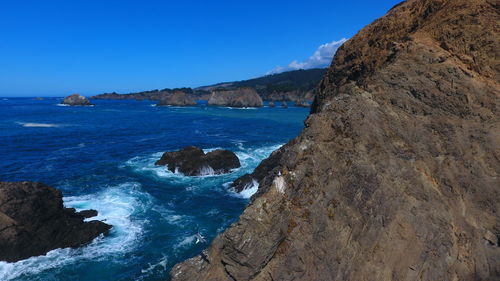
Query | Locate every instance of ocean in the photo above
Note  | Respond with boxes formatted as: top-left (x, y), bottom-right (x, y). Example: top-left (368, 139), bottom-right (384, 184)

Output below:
top-left (0, 97), bottom-right (308, 281)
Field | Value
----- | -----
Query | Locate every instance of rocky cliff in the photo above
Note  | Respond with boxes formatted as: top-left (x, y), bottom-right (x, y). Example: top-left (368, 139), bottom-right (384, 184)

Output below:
top-left (157, 91), bottom-right (197, 106)
top-left (208, 87), bottom-right (263, 107)
top-left (171, 0), bottom-right (500, 280)
top-left (0, 182), bottom-right (111, 262)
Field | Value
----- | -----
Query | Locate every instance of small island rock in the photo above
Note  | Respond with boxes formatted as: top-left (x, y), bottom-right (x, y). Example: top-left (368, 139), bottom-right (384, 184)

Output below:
top-left (155, 146), bottom-right (240, 176)
top-left (157, 91), bottom-right (197, 106)
top-left (61, 94), bottom-right (93, 106)
top-left (208, 87), bottom-right (263, 107)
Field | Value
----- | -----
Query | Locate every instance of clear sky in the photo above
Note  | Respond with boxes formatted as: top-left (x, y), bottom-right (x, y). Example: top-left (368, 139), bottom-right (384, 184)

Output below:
top-left (0, 0), bottom-right (401, 97)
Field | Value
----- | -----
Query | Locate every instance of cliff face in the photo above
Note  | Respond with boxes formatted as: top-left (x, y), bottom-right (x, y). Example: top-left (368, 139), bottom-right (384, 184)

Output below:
top-left (208, 88), bottom-right (263, 107)
top-left (171, 0), bottom-right (500, 280)
top-left (157, 91), bottom-right (197, 106)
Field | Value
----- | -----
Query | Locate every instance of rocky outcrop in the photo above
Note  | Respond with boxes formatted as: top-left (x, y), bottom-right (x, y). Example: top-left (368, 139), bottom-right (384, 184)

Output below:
top-left (294, 100), bottom-right (310, 107)
top-left (61, 94), bottom-right (93, 106)
top-left (157, 91), bottom-right (196, 106)
top-left (281, 101), bottom-right (288, 108)
top-left (155, 146), bottom-right (241, 176)
top-left (268, 101), bottom-right (275, 108)
top-left (171, 0), bottom-right (500, 280)
top-left (0, 182), bottom-right (111, 262)
top-left (208, 88), bottom-right (263, 107)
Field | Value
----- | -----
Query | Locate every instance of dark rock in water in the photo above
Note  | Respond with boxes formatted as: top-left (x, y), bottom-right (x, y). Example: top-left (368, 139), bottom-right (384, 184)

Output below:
top-left (268, 101), bottom-right (275, 107)
top-left (61, 94), bottom-right (93, 106)
top-left (231, 148), bottom-right (283, 194)
top-left (155, 146), bottom-right (240, 176)
top-left (281, 101), bottom-right (288, 108)
top-left (208, 87), bottom-right (263, 107)
top-left (294, 100), bottom-right (310, 107)
top-left (171, 0), bottom-right (500, 280)
top-left (77, 209), bottom-right (98, 218)
top-left (0, 182), bottom-right (111, 262)
top-left (157, 91), bottom-right (196, 106)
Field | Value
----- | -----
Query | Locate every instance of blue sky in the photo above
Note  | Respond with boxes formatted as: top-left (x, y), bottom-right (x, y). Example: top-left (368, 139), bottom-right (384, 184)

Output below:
top-left (0, 0), bottom-right (401, 97)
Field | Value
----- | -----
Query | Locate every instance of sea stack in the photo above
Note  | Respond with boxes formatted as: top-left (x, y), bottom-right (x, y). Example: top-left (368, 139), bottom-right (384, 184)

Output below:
top-left (208, 87), bottom-right (263, 107)
top-left (157, 91), bottom-right (197, 106)
top-left (0, 182), bottom-right (111, 262)
top-left (61, 94), bottom-right (93, 106)
top-left (155, 146), bottom-right (240, 176)
top-left (171, 0), bottom-right (500, 280)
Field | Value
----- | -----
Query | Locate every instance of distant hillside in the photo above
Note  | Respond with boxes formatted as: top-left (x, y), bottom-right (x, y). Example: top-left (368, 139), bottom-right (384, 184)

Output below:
top-left (196, 68), bottom-right (327, 101)
top-left (92, 68), bottom-right (327, 101)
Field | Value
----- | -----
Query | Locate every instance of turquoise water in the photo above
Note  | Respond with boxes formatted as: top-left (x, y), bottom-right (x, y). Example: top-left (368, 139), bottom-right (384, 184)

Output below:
top-left (0, 98), bottom-right (308, 281)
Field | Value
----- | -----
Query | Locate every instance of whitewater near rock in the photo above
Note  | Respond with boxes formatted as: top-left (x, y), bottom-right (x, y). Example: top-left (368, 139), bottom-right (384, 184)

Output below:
top-left (0, 182), bottom-right (111, 262)
top-left (171, 0), bottom-right (500, 280)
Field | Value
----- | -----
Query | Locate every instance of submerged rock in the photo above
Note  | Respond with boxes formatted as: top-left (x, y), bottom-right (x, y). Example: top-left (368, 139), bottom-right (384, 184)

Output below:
top-left (157, 91), bottom-right (197, 106)
top-left (0, 182), bottom-right (111, 262)
top-left (208, 87), bottom-right (263, 107)
top-left (155, 146), bottom-right (240, 176)
top-left (171, 0), bottom-right (500, 280)
top-left (61, 94), bottom-right (93, 106)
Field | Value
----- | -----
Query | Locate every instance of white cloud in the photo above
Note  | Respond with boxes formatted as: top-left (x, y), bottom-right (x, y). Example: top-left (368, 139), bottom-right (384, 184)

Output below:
top-left (268, 38), bottom-right (348, 74)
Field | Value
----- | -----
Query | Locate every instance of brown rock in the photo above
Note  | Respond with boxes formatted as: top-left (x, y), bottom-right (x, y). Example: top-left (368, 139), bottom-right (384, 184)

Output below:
top-left (157, 91), bottom-right (197, 106)
top-left (61, 94), bottom-right (93, 106)
top-left (0, 182), bottom-right (111, 262)
top-left (171, 0), bottom-right (500, 280)
top-left (208, 87), bottom-right (263, 107)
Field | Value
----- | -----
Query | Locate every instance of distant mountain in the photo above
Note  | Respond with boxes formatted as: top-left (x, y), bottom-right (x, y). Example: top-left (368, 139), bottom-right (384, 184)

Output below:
top-left (91, 68), bottom-right (327, 102)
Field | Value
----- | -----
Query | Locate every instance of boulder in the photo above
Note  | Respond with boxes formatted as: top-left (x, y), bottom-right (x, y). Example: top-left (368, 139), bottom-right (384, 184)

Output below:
top-left (0, 182), bottom-right (111, 262)
top-left (157, 91), bottom-right (197, 106)
top-left (155, 146), bottom-right (240, 176)
top-left (77, 209), bottom-right (98, 218)
top-left (208, 87), bottom-right (263, 107)
top-left (61, 94), bottom-right (93, 106)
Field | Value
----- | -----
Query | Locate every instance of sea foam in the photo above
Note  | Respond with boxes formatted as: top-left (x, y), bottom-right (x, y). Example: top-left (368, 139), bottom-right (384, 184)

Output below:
top-left (0, 182), bottom-right (151, 281)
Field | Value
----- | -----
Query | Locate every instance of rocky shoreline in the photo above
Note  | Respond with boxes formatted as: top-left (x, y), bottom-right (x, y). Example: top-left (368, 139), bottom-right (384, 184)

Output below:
top-left (0, 182), bottom-right (111, 262)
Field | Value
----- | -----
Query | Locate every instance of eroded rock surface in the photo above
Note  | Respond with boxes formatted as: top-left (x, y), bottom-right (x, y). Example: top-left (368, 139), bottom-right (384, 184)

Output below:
top-left (155, 146), bottom-right (240, 176)
top-left (157, 91), bottom-right (196, 106)
top-left (208, 87), bottom-right (263, 107)
top-left (61, 94), bottom-right (93, 106)
top-left (171, 0), bottom-right (500, 280)
top-left (0, 182), bottom-right (111, 262)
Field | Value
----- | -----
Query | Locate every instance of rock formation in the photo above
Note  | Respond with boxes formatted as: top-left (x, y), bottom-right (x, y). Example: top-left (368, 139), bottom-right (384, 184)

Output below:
top-left (294, 100), bottom-right (310, 107)
top-left (281, 101), bottom-right (288, 108)
top-left (155, 146), bottom-right (241, 176)
top-left (61, 94), bottom-right (93, 106)
top-left (0, 182), bottom-right (111, 262)
top-left (268, 101), bottom-right (275, 108)
top-left (208, 87), bottom-right (263, 107)
top-left (171, 0), bottom-right (500, 280)
top-left (157, 91), bottom-right (197, 106)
